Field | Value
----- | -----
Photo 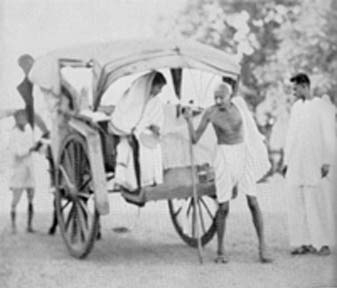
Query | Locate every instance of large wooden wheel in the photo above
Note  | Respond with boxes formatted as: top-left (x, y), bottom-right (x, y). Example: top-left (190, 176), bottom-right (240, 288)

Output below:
top-left (168, 194), bottom-right (217, 247)
top-left (55, 133), bottom-right (100, 258)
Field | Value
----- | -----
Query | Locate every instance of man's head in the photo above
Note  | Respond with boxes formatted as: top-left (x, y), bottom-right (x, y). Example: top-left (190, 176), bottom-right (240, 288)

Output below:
top-left (14, 109), bottom-right (28, 129)
top-left (290, 73), bottom-right (310, 100)
top-left (18, 54), bottom-right (34, 76)
top-left (214, 82), bottom-right (233, 108)
top-left (150, 72), bottom-right (167, 96)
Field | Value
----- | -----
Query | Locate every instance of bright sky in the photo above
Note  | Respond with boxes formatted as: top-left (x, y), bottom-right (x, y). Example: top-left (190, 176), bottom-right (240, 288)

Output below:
top-left (0, 0), bottom-right (186, 109)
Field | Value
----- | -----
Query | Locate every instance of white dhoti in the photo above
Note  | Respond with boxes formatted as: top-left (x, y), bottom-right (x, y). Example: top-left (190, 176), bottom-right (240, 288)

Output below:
top-left (213, 143), bottom-right (256, 203)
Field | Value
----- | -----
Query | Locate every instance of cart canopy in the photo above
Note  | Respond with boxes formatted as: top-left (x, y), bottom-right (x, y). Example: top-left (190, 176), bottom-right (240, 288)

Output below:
top-left (29, 39), bottom-right (241, 106)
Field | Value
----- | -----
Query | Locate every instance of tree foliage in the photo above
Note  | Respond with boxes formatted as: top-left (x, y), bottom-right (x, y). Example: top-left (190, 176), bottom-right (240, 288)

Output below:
top-left (158, 0), bottom-right (299, 109)
top-left (157, 0), bottom-right (337, 109)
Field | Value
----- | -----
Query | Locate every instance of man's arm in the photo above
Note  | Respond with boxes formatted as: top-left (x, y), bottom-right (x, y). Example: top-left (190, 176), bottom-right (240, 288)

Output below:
top-left (282, 103), bottom-right (299, 175)
top-left (184, 108), bottom-right (211, 144)
top-left (320, 104), bottom-right (336, 177)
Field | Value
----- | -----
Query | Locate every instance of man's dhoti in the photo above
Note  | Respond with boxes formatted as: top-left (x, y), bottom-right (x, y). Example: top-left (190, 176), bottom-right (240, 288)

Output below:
top-left (213, 143), bottom-right (256, 203)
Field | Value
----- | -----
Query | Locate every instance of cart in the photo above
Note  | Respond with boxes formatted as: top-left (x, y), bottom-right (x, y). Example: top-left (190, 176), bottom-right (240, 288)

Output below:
top-left (29, 39), bottom-right (241, 259)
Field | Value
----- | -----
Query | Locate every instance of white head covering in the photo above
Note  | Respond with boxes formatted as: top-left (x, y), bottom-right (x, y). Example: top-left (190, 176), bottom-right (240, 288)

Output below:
top-left (110, 71), bottom-right (157, 134)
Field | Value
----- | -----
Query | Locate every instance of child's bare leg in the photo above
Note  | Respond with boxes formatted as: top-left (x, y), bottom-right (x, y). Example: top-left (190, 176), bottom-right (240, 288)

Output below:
top-left (26, 188), bottom-right (35, 233)
top-left (11, 189), bottom-right (23, 233)
top-left (48, 198), bottom-right (58, 235)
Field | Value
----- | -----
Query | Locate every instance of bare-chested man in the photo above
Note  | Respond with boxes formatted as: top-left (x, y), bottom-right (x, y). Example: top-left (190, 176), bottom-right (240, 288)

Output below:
top-left (184, 82), bottom-right (272, 263)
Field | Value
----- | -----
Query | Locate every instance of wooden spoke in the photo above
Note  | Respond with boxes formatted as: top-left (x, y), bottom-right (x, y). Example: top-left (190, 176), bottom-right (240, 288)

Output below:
top-left (186, 198), bottom-right (193, 218)
top-left (63, 147), bottom-right (75, 183)
top-left (199, 197), bottom-right (214, 221)
top-left (61, 199), bottom-right (71, 211)
top-left (70, 207), bottom-right (79, 243)
top-left (67, 142), bottom-right (76, 166)
top-left (74, 143), bottom-right (83, 187)
top-left (59, 164), bottom-right (76, 191)
top-left (77, 192), bottom-right (90, 199)
top-left (65, 205), bottom-right (75, 232)
top-left (173, 206), bottom-right (182, 218)
top-left (191, 205), bottom-right (196, 238)
top-left (78, 198), bottom-right (91, 218)
top-left (79, 175), bottom-right (92, 191)
top-left (197, 200), bottom-right (206, 235)
top-left (76, 202), bottom-right (89, 241)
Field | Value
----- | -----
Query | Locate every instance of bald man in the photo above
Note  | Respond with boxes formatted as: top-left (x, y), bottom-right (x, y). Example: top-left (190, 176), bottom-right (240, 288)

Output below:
top-left (184, 82), bottom-right (272, 263)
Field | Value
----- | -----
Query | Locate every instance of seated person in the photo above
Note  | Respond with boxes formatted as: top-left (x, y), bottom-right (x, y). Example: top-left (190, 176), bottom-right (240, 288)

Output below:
top-left (109, 71), bottom-right (167, 191)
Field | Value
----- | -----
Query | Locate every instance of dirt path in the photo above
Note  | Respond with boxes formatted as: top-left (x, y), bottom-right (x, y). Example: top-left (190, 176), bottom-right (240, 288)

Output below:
top-left (0, 163), bottom-right (336, 288)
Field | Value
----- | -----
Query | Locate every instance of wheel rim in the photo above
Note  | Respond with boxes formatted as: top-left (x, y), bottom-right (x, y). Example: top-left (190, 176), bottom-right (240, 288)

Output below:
top-left (56, 135), bottom-right (99, 258)
top-left (168, 195), bottom-right (217, 247)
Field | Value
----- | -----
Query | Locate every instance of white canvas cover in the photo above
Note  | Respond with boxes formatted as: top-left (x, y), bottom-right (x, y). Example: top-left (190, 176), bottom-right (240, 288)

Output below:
top-left (29, 39), bottom-right (240, 104)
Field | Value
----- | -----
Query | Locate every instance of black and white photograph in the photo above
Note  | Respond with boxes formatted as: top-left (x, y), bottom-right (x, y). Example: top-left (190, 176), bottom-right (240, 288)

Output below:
top-left (0, 0), bottom-right (336, 287)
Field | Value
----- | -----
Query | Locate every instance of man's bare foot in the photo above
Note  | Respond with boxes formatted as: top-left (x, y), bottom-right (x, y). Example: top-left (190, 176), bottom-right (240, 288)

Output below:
top-left (214, 253), bottom-right (229, 264)
top-left (259, 247), bottom-right (273, 263)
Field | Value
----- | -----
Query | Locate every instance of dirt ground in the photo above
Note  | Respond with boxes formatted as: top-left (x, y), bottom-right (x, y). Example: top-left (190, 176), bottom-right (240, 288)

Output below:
top-left (0, 157), bottom-right (336, 288)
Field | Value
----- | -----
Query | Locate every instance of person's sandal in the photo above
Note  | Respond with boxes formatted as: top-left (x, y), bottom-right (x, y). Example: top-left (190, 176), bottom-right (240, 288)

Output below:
top-left (305, 245), bottom-right (317, 254)
top-left (317, 246), bottom-right (330, 256)
top-left (290, 246), bottom-right (307, 255)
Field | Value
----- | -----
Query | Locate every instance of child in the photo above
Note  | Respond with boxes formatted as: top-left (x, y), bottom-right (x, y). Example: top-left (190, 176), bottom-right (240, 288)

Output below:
top-left (9, 109), bottom-right (38, 233)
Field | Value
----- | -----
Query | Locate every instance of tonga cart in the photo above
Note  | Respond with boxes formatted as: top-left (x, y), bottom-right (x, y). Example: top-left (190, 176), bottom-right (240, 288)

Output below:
top-left (29, 39), bottom-right (240, 259)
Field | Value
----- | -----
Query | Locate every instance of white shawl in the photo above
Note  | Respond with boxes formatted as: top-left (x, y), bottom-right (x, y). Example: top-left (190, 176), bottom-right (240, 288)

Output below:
top-left (110, 72), bottom-right (156, 134)
top-left (232, 96), bottom-right (271, 181)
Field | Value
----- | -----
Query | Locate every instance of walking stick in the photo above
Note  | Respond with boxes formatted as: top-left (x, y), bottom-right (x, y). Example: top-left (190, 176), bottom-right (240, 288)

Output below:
top-left (187, 120), bottom-right (203, 264)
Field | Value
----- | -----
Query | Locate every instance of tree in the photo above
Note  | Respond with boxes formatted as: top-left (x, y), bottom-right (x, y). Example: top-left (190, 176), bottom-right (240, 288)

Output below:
top-left (157, 0), bottom-right (299, 109)
top-left (257, 0), bottom-right (337, 104)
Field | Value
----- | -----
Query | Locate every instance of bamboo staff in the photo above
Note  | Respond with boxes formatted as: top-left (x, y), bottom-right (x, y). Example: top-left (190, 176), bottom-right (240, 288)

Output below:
top-left (186, 109), bottom-right (203, 264)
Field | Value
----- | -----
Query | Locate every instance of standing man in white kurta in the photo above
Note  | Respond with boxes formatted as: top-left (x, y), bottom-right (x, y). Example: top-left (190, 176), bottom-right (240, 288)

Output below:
top-left (283, 73), bottom-right (335, 256)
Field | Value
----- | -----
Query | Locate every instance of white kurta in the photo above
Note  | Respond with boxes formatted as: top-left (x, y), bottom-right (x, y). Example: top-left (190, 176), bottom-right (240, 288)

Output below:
top-left (284, 98), bottom-right (333, 186)
top-left (9, 125), bottom-right (35, 189)
top-left (284, 97), bottom-right (336, 248)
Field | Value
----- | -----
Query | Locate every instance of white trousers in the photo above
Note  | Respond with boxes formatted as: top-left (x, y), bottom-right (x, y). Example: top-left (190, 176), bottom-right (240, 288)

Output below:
top-left (286, 182), bottom-right (334, 249)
